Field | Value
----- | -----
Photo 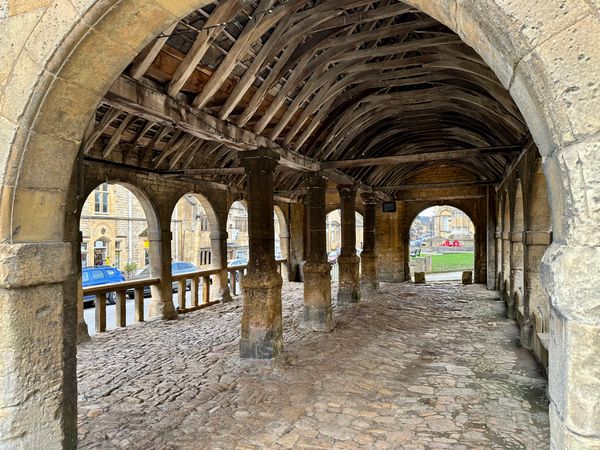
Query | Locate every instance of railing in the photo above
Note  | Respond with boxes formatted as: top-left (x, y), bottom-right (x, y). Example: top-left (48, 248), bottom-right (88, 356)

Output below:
top-left (226, 259), bottom-right (288, 296)
top-left (83, 277), bottom-right (159, 333)
top-left (82, 259), bottom-right (288, 334)
top-left (172, 268), bottom-right (221, 313)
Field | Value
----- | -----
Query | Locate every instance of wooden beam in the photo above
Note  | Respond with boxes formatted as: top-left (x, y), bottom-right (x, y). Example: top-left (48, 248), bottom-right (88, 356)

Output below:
top-left (320, 146), bottom-right (521, 169)
top-left (376, 180), bottom-right (497, 191)
top-left (129, 23), bottom-right (177, 80)
top-left (399, 194), bottom-right (485, 202)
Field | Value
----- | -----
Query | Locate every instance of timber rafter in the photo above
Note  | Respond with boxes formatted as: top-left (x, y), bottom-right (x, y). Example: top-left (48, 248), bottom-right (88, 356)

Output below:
top-left (84, 0), bottom-right (529, 200)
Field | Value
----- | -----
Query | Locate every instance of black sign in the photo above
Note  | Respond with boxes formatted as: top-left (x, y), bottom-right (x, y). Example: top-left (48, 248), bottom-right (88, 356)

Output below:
top-left (382, 201), bottom-right (396, 213)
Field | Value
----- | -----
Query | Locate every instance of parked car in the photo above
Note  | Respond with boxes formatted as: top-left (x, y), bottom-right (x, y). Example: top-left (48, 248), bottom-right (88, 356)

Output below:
top-left (126, 261), bottom-right (199, 299)
top-left (228, 258), bottom-right (248, 268)
top-left (228, 258), bottom-right (248, 282)
top-left (82, 266), bottom-right (125, 305)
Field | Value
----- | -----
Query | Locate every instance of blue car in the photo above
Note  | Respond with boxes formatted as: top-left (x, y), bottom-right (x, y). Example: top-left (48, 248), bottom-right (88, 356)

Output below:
top-left (82, 266), bottom-right (125, 305)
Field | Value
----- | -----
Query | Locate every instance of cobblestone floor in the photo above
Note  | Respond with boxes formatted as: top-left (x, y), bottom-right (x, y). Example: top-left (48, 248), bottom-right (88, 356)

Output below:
top-left (78, 282), bottom-right (549, 449)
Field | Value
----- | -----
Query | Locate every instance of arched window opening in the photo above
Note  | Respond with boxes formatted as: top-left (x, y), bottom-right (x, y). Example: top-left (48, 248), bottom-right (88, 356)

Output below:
top-left (409, 206), bottom-right (475, 282)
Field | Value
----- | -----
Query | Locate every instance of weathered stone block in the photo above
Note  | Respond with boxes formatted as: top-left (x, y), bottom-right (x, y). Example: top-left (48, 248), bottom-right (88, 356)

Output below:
top-left (414, 272), bottom-right (425, 284)
top-left (337, 254), bottom-right (360, 304)
top-left (462, 271), bottom-right (472, 285)
top-left (302, 262), bottom-right (332, 331)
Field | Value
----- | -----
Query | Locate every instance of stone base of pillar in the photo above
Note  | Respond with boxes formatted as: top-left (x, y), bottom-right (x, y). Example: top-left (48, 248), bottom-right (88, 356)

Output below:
top-left (337, 254), bottom-right (361, 304)
top-left (520, 323), bottom-right (533, 349)
top-left (214, 270), bottom-right (232, 303)
top-left (302, 262), bottom-right (333, 331)
top-left (148, 299), bottom-right (178, 320)
top-left (360, 253), bottom-right (379, 292)
top-left (240, 271), bottom-right (283, 359)
top-left (77, 320), bottom-right (90, 344)
top-left (550, 404), bottom-right (600, 449)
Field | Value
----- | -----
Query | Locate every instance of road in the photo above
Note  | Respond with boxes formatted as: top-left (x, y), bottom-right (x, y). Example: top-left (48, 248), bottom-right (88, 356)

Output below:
top-left (411, 271), bottom-right (464, 282)
top-left (83, 291), bottom-right (190, 336)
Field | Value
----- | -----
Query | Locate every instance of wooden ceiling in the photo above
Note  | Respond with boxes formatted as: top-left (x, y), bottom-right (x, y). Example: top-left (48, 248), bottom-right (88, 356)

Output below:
top-left (83, 0), bottom-right (528, 200)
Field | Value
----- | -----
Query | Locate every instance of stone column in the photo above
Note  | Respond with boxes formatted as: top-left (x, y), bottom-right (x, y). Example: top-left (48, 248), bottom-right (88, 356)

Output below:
top-left (360, 193), bottom-right (378, 292)
top-left (239, 149), bottom-right (283, 359)
top-left (288, 202), bottom-right (305, 281)
top-left (76, 231), bottom-right (90, 343)
top-left (509, 231), bottom-right (524, 320)
top-left (0, 242), bottom-right (78, 448)
top-left (486, 187), bottom-right (497, 289)
top-left (337, 185), bottom-right (361, 304)
top-left (521, 231), bottom-right (551, 349)
top-left (302, 173), bottom-right (332, 331)
top-left (210, 230), bottom-right (232, 303)
top-left (502, 231), bottom-right (511, 305)
top-left (148, 230), bottom-right (177, 320)
top-left (376, 200), bottom-right (404, 282)
top-left (495, 231), bottom-right (503, 290)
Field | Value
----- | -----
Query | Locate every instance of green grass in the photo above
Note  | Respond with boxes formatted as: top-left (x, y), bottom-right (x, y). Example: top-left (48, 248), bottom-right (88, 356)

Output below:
top-left (411, 252), bottom-right (475, 273)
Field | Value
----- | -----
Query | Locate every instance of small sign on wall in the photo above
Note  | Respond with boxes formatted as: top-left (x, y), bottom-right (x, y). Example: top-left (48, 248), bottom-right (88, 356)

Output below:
top-left (382, 201), bottom-right (396, 213)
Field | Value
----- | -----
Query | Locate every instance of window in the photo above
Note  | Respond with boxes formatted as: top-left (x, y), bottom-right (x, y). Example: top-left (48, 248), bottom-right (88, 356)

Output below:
top-left (144, 249), bottom-right (150, 266)
top-left (94, 183), bottom-right (109, 214)
top-left (82, 271), bottom-right (90, 283)
top-left (115, 241), bottom-right (121, 268)
top-left (200, 250), bottom-right (212, 266)
top-left (441, 216), bottom-right (451, 232)
top-left (105, 269), bottom-right (116, 276)
top-left (91, 270), bottom-right (104, 280)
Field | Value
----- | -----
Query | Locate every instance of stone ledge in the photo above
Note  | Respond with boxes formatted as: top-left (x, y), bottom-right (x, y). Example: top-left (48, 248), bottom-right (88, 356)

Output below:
top-left (0, 242), bottom-right (73, 288)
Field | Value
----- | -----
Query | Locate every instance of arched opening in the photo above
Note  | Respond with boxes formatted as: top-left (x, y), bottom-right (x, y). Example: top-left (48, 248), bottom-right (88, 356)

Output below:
top-left (326, 209), bottom-right (363, 282)
top-left (409, 206), bottom-right (475, 282)
top-left (1, 0), bottom-right (598, 446)
top-left (79, 181), bottom-right (157, 336)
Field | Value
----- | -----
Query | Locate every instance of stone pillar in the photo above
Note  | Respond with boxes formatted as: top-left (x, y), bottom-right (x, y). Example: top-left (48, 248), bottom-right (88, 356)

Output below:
top-left (522, 231), bottom-right (551, 349)
top-left (360, 193), bottom-right (378, 292)
top-left (210, 230), bottom-right (232, 303)
top-left (544, 244), bottom-right (600, 449)
top-left (337, 185), bottom-right (361, 304)
top-left (239, 149), bottom-right (283, 359)
top-left (495, 231), bottom-right (503, 290)
top-left (302, 173), bottom-right (332, 331)
top-left (486, 187), bottom-right (497, 289)
top-left (148, 230), bottom-right (177, 320)
top-left (509, 231), bottom-right (524, 320)
top-left (502, 231), bottom-right (511, 305)
top-left (0, 242), bottom-right (78, 448)
top-left (76, 231), bottom-right (90, 343)
top-left (288, 202), bottom-right (305, 281)
top-left (376, 200), bottom-right (404, 282)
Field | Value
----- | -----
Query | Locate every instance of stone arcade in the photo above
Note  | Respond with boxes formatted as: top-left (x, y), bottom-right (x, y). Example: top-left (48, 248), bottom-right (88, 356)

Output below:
top-left (0, 1), bottom-right (599, 448)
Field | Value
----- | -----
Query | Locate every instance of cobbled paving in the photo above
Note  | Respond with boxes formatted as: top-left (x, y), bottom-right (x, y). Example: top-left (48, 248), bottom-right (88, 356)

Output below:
top-left (78, 282), bottom-right (549, 449)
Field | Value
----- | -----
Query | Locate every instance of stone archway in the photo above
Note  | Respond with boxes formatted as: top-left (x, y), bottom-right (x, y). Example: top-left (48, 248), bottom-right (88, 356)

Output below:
top-left (0, 1), bottom-right (599, 448)
top-left (404, 202), bottom-right (483, 283)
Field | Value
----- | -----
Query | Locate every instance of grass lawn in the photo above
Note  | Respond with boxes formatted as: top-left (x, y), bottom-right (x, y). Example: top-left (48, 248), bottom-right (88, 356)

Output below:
top-left (412, 252), bottom-right (474, 273)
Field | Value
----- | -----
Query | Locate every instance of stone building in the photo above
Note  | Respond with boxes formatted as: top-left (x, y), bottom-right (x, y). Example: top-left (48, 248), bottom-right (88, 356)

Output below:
top-left (1, 1), bottom-right (599, 448)
top-left (80, 183), bottom-right (149, 270)
top-left (431, 206), bottom-right (475, 245)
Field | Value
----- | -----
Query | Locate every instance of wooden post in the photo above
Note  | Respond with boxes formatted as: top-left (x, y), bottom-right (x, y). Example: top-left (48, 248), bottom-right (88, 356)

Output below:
top-left (95, 294), bottom-right (106, 333)
top-left (178, 279), bottom-right (187, 310)
top-left (202, 276), bottom-right (210, 304)
top-left (191, 277), bottom-right (199, 307)
top-left (116, 290), bottom-right (126, 327)
top-left (134, 287), bottom-right (144, 322)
